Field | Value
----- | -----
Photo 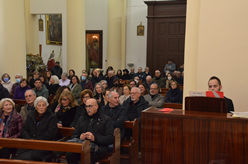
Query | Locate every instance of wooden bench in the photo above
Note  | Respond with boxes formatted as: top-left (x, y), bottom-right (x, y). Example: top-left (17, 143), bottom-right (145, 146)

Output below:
top-left (13, 99), bottom-right (26, 106)
top-left (0, 138), bottom-right (90, 164)
top-left (163, 103), bottom-right (182, 109)
top-left (57, 127), bottom-right (120, 164)
top-left (120, 119), bottom-right (139, 164)
top-left (0, 159), bottom-right (60, 164)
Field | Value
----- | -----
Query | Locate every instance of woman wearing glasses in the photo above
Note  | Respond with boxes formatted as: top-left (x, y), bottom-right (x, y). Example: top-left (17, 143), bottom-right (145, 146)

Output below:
top-left (56, 91), bottom-right (82, 128)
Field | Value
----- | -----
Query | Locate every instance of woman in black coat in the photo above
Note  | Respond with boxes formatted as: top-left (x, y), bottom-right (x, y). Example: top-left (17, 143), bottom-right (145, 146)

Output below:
top-left (93, 83), bottom-right (105, 108)
top-left (56, 90), bottom-right (82, 128)
top-left (48, 75), bottom-right (61, 95)
top-left (165, 81), bottom-right (183, 103)
top-left (13, 96), bottom-right (58, 161)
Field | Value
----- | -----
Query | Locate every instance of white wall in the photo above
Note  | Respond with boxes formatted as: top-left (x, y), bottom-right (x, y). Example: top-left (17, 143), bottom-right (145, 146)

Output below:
top-left (126, 0), bottom-right (147, 71)
top-left (85, 0), bottom-right (108, 71)
top-left (30, 0), bottom-right (67, 72)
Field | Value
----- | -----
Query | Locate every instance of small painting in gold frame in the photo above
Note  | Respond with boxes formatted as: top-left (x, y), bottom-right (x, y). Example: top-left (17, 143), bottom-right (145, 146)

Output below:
top-left (46, 14), bottom-right (62, 45)
top-left (137, 22), bottom-right (144, 36)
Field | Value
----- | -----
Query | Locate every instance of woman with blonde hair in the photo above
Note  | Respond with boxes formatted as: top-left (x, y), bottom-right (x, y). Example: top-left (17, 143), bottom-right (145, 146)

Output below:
top-left (119, 84), bottom-right (131, 105)
top-left (93, 82), bottom-right (105, 108)
top-left (0, 98), bottom-right (23, 159)
top-left (56, 91), bottom-right (82, 128)
top-left (48, 75), bottom-right (60, 95)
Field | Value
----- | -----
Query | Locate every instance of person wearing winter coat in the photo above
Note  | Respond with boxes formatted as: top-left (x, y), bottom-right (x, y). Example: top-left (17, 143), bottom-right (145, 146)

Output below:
top-left (68, 75), bottom-right (82, 102)
top-left (144, 83), bottom-right (165, 108)
top-left (165, 81), bottom-right (183, 104)
top-left (13, 79), bottom-right (31, 100)
top-left (152, 70), bottom-right (165, 89)
top-left (1, 73), bottom-right (14, 93)
top-left (0, 83), bottom-right (10, 101)
top-left (66, 99), bottom-right (114, 164)
top-left (0, 98), bottom-right (23, 159)
top-left (13, 96), bottom-right (57, 161)
top-left (48, 75), bottom-right (60, 96)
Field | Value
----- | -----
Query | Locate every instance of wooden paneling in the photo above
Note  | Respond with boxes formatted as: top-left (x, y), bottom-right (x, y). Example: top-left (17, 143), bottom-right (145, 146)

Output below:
top-left (145, 1), bottom-right (186, 76)
top-left (141, 108), bottom-right (248, 164)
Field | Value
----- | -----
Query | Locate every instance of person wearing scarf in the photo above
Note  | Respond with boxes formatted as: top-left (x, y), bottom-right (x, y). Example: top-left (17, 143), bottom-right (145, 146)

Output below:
top-left (13, 96), bottom-right (57, 161)
top-left (0, 98), bottom-right (23, 159)
top-left (165, 81), bottom-right (183, 104)
top-left (66, 98), bottom-right (114, 164)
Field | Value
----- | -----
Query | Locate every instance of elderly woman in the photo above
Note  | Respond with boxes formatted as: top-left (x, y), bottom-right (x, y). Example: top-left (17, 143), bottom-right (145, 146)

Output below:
top-left (11, 73), bottom-right (23, 94)
top-left (59, 72), bottom-right (70, 86)
top-left (119, 84), bottom-right (131, 105)
top-left (48, 75), bottom-right (61, 95)
top-left (56, 91), bottom-right (82, 128)
top-left (1, 73), bottom-right (14, 93)
top-left (70, 89), bottom-right (94, 127)
top-left (93, 83), bottom-right (105, 108)
top-left (13, 79), bottom-right (31, 100)
top-left (0, 98), bottom-right (23, 159)
top-left (100, 80), bottom-right (109, 90)
top-left (110, 79), bottom-right (123, 97)
top-left (138, 83), bottom-right (148, 96)
top-left (68, 75), bottom-right (82, 102)
top-left (165, 81), bottom-right (183, 104)
top-left (13, 96), bottom-right (57, 161)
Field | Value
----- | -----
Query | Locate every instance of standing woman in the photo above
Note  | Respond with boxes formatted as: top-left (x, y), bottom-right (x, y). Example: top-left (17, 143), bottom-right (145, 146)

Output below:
top-left (13, 79), bottom-right (31, 100)
top-left (1, 73), bottom-right (14, 93)
top-left (48, 75), bottom-right (61, 95)
top-left (0, 98), bottom-right (23, 159)
top-left (67, 75), bottom-right (82, 102)
top-left (138, 83), bottom-right (148, 96)
top-left (13, 96), bottom-right (57, 161)
top-left (119, 85), bottom-right (131, 105)
top-left (110, 79), bottom-right (123, 97)
top-left (56, 91), bottom-right (81, 128)
top-left (93, 83), bottom-right (105, 108)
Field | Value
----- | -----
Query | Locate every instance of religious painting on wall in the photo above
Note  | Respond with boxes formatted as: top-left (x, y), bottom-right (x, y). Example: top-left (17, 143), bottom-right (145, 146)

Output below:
top-left (86, 30), bottom-right (103, 71)
top-left (137, 22), bottom-right (144, 36)
top-left (46, 14), bottom-right (62, 45)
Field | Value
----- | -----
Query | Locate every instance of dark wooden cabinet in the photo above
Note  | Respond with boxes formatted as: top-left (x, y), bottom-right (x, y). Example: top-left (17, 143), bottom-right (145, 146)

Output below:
top-left (141, 108), bottom-right (248, 164)
top-left (145, 1), bottom-right (186, 76)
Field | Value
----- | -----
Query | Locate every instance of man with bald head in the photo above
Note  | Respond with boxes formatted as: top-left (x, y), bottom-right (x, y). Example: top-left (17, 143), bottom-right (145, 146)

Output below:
top-left (20, 89), bottom-right (37, 122)
top-left (66, 98), bottom-right (114, 164)
top-left (101, 91), bottom-right (128, 139)
top-left (144, 75), bottom-right (152, 90)
top-left (152, 70), bottom-right (165, 88)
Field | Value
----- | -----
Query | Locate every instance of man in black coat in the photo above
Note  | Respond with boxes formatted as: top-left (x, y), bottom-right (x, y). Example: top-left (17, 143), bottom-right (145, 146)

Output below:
top-left (208, 76), bottom-right (234, 113)
top-left (101, 91), bottom-right (128, 140)
top-left (50, 62), bottom-right (63, 79)
top-left (66, 99), bottom-right (114, 164)
top-left (105, 70), bottom-right (118, 89)
top-left (0, 82), bottom-right (10, 100)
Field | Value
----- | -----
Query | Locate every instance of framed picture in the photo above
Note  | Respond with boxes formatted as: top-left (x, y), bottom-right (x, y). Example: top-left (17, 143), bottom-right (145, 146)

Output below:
top-left (46, 14), bottom-right (62, 45)
top-left (86, 30), bottom-right (103, 71)
top-left (38, 17), bottom-right (43, 31)
top-left (137, 22), bottom-right (144, 36)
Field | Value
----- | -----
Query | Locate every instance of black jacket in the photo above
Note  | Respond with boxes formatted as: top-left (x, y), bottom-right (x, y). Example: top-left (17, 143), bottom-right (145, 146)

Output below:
top-left (224, 96), bottom-right (234, 113)
top-left (165, 87), bottom-right (183, 103)
top-left (122, 96), bottom-right (149, 123)
top-left (90, 76), bottom-right (103, 88)
top-left (50, 66), bottom-right (63, 79)
top-left (17, 110), bottom-right (58, 160)
top-left (0, 84), bottom-right (10, 100)
top-left (48, 84), bottom-right (60, 95)
top-left (56, 105), bottom-right (80, 127)
top-left (71, 109), bottom-right (114, 158)
top-left (101, 103), bottom-right (128, 139)
top-left (70, 105), bottom-right (85, 127)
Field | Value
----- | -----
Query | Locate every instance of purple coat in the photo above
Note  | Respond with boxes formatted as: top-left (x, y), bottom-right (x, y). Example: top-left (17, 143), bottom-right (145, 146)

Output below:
top-left (13, 86), bottom-right (31, 100)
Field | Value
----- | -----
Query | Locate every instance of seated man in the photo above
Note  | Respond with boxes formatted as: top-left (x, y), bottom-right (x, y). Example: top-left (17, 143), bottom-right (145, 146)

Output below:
top-left (122, 87), bottom-right (149, 123)
top-left (11, 73), bottom-right (23, 94)
top-left (152, 70), bottom-right (165, 89)
top-left (164, 59), bottom-right (176, 74)
top-left (101, 91), bottom-right (128, 139)
top-left (144, 75), bottom-right (152, 90)
top-left (33, 79), bottom-right (49, 99)
top-left (136, 67), bottom-right (146, 82)
top-left (80, 72), bottom-right (93, 91)
top-left (20, 90), bottom-right (37, 122)
top-left (105, 70), bottom-right (118, 89)
top-left (174, 71), bottom-right (183, 84)
top-left (66, 99), bottom-right (114, 164)
top-left (208, 76), bottom-right (234, 113)
top-left (144, 83), bottom-right (165, 108)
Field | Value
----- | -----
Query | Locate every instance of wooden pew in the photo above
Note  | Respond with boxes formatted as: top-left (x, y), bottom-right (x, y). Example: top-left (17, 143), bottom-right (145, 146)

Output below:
top-left (163, 103), bottom-right (182, 109)
top-left (0, 159), bottom-right (60, 164)
top-left (13, 99), bottom-right (26, 106)
top-left (120, 119), bottom-right (139, 164)
top-left (161, 88), bottom-right (169, 93)
top-left (0, 138), bottom-right (90, 164)
top-left (57, 127), bottom-right (120, 164)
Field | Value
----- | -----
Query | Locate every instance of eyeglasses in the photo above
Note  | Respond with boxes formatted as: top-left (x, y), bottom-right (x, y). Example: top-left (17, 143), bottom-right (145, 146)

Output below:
top-left (150, 88), bottom-right (158, 90)
top-left (61, 98), bottom-right (68, 101)
top-left (25, 95), bottom-right (33, 98)
top-left (85, 105), bottom-right (96, 109)
top-left (82, 96), bottom-right (90, 99)
top-left (130, 92), bottom-right (138, 95)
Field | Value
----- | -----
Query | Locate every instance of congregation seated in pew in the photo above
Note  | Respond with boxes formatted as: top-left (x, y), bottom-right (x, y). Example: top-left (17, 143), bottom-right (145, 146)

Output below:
top-left (165, 81), bottom-right (183, 104)
top-left (20, 90), bottom-right (36, 122)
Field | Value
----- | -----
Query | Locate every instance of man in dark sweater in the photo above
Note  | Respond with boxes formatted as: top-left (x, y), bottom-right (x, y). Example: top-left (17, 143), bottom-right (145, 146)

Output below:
top-left (50, 62), bottom-right (63, 79)
top-left (208, 76), bottom-right (234, 113)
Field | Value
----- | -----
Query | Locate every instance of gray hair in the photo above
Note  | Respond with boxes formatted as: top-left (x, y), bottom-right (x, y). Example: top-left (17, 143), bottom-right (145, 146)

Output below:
top-left (155, 70), bottom-right (160, 73)
top-left (146, 75), bottom-right (152, 80)
top-left (100, 80), bottom-right (107, 85)
top-left (108, 70), bottom-right (114, 74)
top-left (25, 89), bottom-right (36, 96)
top-left (151, 83), bottom-right (159, 89)
top-left (145, 67), bottom-right (149, 70)
top-left (131, 87), bottom-right (141, 93)
top-left (15, 73), bottom-right (23, 79)
top-left (51, 75), bottom-right (60, 84)
top-left (61, 72), bottom-right (68, 77)
top-left (107, 91), bottom-right (118, 98)
top-left (0, 98), bottom-right (15, 109)
top-left (34, 96), bottom-right (49, 107)
top-left (93, 82), bottom-right (105, 96)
